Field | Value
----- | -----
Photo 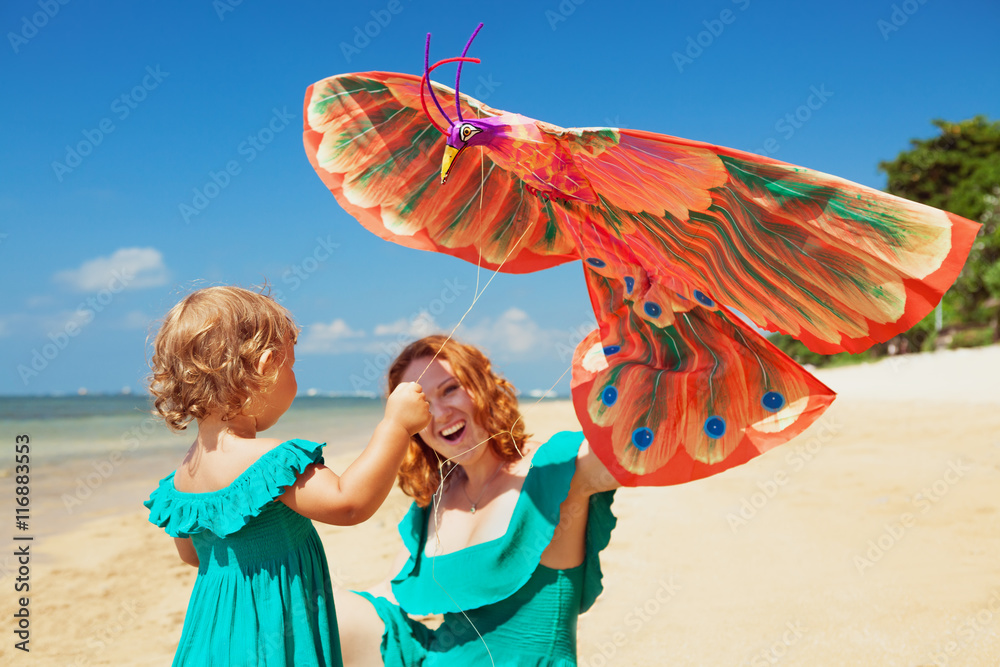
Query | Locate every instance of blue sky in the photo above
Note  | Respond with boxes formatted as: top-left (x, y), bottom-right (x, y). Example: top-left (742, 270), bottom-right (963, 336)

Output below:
top-left (1, 0), bottom-right (997, 397)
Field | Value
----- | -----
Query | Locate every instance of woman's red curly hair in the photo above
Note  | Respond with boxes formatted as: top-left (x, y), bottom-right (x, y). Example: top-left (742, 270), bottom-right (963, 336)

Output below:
top-left (388, 335), bottom-right (531, 507)
top-left (148, 286), bottom-right (298, 431)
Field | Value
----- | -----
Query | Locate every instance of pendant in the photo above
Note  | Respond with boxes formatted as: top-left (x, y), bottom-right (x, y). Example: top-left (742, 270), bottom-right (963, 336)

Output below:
top-left (470, 506), bottom-right (476, 514)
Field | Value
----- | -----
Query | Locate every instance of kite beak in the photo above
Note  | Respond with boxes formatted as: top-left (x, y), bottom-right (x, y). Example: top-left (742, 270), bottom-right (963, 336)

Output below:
top-left (441, 144), bottom-right (460, 184)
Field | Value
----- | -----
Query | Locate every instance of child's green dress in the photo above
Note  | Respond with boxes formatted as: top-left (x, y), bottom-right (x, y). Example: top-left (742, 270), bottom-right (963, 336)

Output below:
top-left (355, 431), bottom-right (617, 666)
top-left (144, 439), bottom-right (342, 666)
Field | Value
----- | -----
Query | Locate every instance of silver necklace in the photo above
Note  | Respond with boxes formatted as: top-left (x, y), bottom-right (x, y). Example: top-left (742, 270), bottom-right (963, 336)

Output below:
top-left (459, 461), bottom-right (505, 514)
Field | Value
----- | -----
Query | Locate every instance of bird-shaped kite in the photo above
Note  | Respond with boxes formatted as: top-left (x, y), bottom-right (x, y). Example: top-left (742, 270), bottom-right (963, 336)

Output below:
top-left (303, 25), bottom-right (980, 486)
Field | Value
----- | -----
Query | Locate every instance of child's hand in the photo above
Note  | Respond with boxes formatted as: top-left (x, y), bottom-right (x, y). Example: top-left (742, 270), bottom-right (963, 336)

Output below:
top-left (385, 382), bottom-right (431, 436)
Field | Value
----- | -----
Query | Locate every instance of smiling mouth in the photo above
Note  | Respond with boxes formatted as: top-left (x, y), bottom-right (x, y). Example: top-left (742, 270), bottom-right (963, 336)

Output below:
top-left (440, 420), bottom-right (466, 442)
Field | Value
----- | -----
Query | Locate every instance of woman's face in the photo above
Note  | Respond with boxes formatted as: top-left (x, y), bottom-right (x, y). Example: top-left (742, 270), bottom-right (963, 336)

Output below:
top-left (400, 356), bottom-right (491, 466)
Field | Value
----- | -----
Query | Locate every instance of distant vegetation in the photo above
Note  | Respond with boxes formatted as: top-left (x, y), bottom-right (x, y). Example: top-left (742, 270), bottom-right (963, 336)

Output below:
top-left (772, 116), bottom-right (1000, 367)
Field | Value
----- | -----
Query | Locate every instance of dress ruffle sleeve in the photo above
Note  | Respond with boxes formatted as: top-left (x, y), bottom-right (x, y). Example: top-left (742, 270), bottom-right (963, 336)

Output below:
top-left (143, 439), bottom-right (325, 539)
top-left (390, 431), bottom-right (616, 615)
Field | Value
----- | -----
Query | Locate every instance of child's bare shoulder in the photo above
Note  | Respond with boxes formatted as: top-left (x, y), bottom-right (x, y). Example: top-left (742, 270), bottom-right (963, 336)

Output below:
top-left (173, 438), bottom-right (307, 494)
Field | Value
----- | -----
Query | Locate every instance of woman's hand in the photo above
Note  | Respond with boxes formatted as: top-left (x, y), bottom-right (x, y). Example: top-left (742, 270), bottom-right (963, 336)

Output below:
top-left (385, 381), bottom-right (431, 436)
top-left (571, 438), bottom-right (622, 496)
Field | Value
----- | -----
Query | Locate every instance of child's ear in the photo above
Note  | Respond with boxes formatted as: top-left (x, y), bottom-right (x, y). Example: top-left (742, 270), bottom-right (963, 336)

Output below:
top-left (256, 350), bottom-right (274, 375)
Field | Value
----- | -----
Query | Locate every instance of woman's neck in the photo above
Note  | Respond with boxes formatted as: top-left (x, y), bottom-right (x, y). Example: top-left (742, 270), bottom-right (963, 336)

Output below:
top-left (458, 449), bottom-right (506, 497)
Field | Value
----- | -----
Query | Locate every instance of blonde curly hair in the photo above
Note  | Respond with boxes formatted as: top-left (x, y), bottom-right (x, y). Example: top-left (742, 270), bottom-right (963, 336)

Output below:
top-left (148, 286), bottom-right (298, 431)
top-left (387, 335), bottom-right (531, 507)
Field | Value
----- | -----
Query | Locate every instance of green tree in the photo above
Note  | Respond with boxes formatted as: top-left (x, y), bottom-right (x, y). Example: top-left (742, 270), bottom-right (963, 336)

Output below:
top-left (772, 116), bottom-right (1000, 367)
top-left (879, 115), bottom-right (1000, 345)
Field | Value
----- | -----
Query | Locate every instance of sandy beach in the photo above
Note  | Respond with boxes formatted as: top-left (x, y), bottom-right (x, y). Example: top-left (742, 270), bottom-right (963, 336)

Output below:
top-left (2, 345), bottom-right (998, 666)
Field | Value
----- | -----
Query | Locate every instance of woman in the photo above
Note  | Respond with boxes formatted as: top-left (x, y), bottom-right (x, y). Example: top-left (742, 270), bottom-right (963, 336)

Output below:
top-left (335, 334), bottom-right (621, 666)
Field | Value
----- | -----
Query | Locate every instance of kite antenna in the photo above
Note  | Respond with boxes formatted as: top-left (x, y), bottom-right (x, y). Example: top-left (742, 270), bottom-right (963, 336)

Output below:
top-left (455, 23), bottom-right (484, 122)
top-left (422, 33), bottom-right (453, 133)
top-left (420, 56), bottom-right (480, 134)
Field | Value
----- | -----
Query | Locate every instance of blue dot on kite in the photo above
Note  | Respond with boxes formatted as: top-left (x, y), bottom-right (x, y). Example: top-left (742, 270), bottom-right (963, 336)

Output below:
top-left (644, 302), bottom-right (662, 318)
top-left (693, 290), bottom-right (715, 307)
top-left (602, 386), bottom-right (618, 406)
top-left (603, 345), bottom-right (620, 355)
top-left (704, 416), bottom-right (726, 439)
top-left (631, 427), bottom-right (654, 451)
top-left (761, 391), bottom-right (786, 412)
top-left (624, 276), bottom-right (634, 294)
top-left (586, 257), bottom-right (606, 268)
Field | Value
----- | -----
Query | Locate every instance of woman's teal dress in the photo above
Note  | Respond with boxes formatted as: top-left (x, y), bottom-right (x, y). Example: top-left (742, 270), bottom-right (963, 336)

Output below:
top-left (356, 431), bottom-right (617, 666)
top-left (144, 439), bottom-right (343, 666)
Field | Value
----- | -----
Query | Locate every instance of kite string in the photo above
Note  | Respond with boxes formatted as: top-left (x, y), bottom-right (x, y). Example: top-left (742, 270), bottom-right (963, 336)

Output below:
top-left (422, 137), bottom-right (503, 664)
top-left (407, 120), bottom-right (581, 663)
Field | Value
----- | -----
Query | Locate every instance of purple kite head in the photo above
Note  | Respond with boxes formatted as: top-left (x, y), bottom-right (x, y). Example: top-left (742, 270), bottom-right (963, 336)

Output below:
top-left (440, 115), bottom-right (512, 183)
top-left (420, 23), bottom-right (502, 183)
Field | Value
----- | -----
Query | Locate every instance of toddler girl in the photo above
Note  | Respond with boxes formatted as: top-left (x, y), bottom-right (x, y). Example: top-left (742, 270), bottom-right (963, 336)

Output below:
top-left (144, 286), bottom-right (429, 665)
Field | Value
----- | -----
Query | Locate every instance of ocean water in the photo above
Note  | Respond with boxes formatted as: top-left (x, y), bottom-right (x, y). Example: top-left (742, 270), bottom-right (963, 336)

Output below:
top-left (0, 395), bottom-right (392, 538)
top-left (0, 394), bottom-right (389, 466)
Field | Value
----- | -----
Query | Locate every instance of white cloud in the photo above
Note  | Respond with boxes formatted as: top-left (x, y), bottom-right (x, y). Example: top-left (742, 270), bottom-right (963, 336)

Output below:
top-left (53, 247), bottom-right (168, 292)
top-left (298, 318), bottom-right (366, 354)
top-left (462, 308), bottom-right (588, 362)
top-left (373, 312), bottom-right (440, 338)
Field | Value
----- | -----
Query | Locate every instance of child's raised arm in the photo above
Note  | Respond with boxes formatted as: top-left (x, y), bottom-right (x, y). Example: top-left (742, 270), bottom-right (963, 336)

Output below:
top-left (278, 382), bottom-right (430, 526)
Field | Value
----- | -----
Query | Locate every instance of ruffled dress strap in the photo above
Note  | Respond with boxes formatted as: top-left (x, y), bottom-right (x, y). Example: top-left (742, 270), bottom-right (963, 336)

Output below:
top-left (390, 431), bottom-right (616, 615)
top-left (144, 439), bottom-right (325, 538)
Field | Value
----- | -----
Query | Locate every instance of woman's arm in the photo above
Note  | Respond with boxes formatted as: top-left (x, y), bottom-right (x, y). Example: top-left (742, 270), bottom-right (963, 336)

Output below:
top-left (540, 438), bottom-right (621, 568)
top-left (174, 537), bottom-right (199, 567)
